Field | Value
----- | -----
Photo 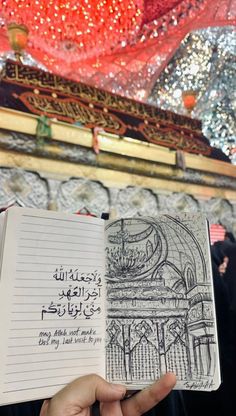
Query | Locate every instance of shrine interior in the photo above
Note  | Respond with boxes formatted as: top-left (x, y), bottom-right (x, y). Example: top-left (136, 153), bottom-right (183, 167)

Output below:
top-left (0, 1), bottom-right (236, 416)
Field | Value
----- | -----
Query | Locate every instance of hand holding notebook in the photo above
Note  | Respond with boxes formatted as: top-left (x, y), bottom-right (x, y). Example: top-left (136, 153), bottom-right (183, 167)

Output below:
top-left (39, 373), bottom-right (176, 416)
top-left (0, 207), bottom-right (220, 405)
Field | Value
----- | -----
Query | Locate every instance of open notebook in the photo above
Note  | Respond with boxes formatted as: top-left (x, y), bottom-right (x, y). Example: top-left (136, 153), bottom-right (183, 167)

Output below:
top-left (0, 207), bottom-right (220, 405)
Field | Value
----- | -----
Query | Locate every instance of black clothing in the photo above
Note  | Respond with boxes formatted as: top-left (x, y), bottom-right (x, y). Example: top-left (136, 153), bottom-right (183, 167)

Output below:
top-left (183, 245), bottom-right (235, 416)
top-left (224, 242), bottom-right (236, 313)
top-left (0, 401), bottom-right (43, 416)
top-left (144, 391), bottom-right (187, 416)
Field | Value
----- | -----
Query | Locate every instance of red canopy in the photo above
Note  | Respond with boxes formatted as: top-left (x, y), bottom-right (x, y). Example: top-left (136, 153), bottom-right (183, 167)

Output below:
top-left (0, 0), bottom-right (235, 101)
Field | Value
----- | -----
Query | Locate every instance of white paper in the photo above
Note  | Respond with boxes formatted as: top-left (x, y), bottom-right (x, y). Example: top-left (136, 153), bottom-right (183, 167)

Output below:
top-left (105, 214), bottom-right (221, 391)
top-left (0, 207), bottom-right (106, 405)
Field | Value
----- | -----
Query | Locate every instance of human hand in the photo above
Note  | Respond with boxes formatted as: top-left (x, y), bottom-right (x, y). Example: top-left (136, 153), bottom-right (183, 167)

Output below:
top-left (219, 256), bottom-right (229, 276)
top-left (39, 373), bottom-right (176, 416)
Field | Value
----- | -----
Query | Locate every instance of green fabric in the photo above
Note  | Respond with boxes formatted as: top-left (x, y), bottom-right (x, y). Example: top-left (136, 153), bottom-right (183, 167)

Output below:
top-left (36, 115), bottom-right (52, 147)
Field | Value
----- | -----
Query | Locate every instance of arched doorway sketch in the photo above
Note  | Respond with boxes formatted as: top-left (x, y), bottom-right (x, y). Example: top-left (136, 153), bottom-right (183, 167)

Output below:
top-left (184, 263), bottom-right (196, 290)
top-left (105, 213), bottom-right (219, 388)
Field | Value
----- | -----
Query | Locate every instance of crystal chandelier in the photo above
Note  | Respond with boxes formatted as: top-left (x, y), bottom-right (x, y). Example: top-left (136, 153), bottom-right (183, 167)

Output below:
top-left (1, 0), bottom-right (143, 61)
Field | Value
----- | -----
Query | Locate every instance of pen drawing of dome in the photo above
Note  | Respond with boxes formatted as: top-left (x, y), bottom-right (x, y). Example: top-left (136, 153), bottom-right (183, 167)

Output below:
top-left (105, 215), bottom-right (207, 300)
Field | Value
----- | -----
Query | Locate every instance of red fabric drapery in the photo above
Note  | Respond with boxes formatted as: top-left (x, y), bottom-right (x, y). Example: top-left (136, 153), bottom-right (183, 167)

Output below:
top-left (0, 0), bottom-right (235, 100)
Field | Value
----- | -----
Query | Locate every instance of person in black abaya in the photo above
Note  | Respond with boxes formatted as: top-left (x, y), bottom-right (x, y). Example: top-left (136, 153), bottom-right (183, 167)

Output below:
top-left (224, 242), bottom-right (236, 313)
top-left (182, 241), bottom-right (234, 416)
top-left (223, 242), bottom-right (236, 374)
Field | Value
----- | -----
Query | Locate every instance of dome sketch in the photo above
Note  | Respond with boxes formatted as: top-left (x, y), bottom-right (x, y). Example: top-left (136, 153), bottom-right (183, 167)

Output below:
top-left (105, 214), bottom-right (218, 389)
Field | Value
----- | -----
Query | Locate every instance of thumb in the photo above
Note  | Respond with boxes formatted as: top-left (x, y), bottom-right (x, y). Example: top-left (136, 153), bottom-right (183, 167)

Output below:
top-left (39, 400), bottom-right (50, 416)
top-left (46, 374), bottom-right (126, 416)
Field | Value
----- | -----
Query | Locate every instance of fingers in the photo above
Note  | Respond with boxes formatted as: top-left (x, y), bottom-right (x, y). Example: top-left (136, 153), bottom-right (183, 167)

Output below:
top-left (100, 400), bottom-right (123, 416)
top-left (121, 373), bottom-right (176, 416)
top-left (39, 400), bottom-right (50, 416)
top-left (39, 373), bottom-right (176, 416)
top-left (45, 374), bottom-right (126, 416)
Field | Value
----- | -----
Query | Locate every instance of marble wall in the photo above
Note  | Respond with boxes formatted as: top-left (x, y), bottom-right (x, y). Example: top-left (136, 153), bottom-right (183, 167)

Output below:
top-left (1, 167), bottom-right (236, 234)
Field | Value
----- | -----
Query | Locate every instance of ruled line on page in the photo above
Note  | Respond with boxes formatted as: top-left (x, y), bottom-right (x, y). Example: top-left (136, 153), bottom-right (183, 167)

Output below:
top-left (13, 294), bottom-right (91, 297)
top-left (3, 382), bottom-right (73, 393)
top-left (14, 285), bottom-right (101, 289)
top-left (6, 357), bottom-right (101, 366)
top-left (21, 224), bottom-right (103, 234)
top-left (14, 278), bottom-right (78, 281)
top-left (5, 371), bottom-right (101, 384)
top-left (11, 309), bottom-right (100, 314)
top-left (9, 325), bottom-right (103, 337)
top-left (12, 303), bottom-right (103, 307)
top-left (19, 246), bottom-right (100, 252)
top-left (7, 343), bottom-right (98, 347)
top-left (19, 230), bottom-right (101, 238)
top-left (9, 336), bottom-right (40, 339)
top-left (2, 209), bottom-right (106, 401)
top-left (10, 319), bottom-right (102, 322)
top-left (11, 306), bottom-right (99, 308)
top-left (17, 252), bottom-right (103, 258)
top-left (16, 266), bottom-right (103, 272)
top-left (16, 263), bottom-right (103, 266)
top-left (21, 221), bottom-right (102, 229)
top-left (11, 308), bottom-right (100, 312)
top-left (13, 295), bottom-right (86, 298)
top-left (7, 350), bottom-right (100, 356)
top-left (19, 238), bottom-right (102, 246)
top-left (6, 364), bottom-right (97, 375)
top-left (8, 344), bottom-right (50, 348)
top-left (22, 214), bottom-right (103, 225)
top-left (11, 310), bottom-right (100, 314)
top-left (10, 325), bottom-right (100, 330)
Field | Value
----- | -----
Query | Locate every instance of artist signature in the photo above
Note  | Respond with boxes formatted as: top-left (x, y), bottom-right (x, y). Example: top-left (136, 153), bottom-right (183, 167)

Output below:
top-left (182, 379), bottom-right (215, 390)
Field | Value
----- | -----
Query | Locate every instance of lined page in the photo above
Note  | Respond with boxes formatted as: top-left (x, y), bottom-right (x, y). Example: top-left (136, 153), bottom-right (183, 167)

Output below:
top-left (0, 207), bottom-right (106, 405)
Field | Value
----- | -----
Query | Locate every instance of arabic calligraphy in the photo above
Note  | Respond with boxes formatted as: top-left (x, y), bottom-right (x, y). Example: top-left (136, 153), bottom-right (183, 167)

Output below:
top-left (53, 267), bottom-right (102, 285)
top-left (58, 285), bottom-right (101, 301)
top-left (19, 92), bottom-right (126, 134)
top-left (5, 60), bottom-right (202, 131)
top-left (3, 60), bottom-right (212, 156)
top-left (41, 267), bottom-right (102, 321)
top-left (18, 90), bottom-right (209, 153)
top-left (139, 123), bottom-right (211, 155)
top-left (41, 300), bottom-right (101, 320)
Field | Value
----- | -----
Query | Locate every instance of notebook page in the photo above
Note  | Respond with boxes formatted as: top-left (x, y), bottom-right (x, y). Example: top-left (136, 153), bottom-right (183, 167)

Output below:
top-left (105, 214), bottom-right (220, 391)
top-left (0, 207), bottom-right (106, 405)
top-left (0, 211), bottom-right (6, 237)
top-left (0, 211), bottom-right (7, 261)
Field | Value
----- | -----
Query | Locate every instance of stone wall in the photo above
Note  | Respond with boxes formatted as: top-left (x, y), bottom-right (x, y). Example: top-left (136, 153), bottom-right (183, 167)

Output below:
top-left (1, 167), bottom-right (236, 234)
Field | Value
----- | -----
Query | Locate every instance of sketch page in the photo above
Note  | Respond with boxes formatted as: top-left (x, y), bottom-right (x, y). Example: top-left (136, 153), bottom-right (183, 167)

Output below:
top-left (105, 213), bottom-right (220, 391)
top-left (0, 207), bottom-right (106, 405)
